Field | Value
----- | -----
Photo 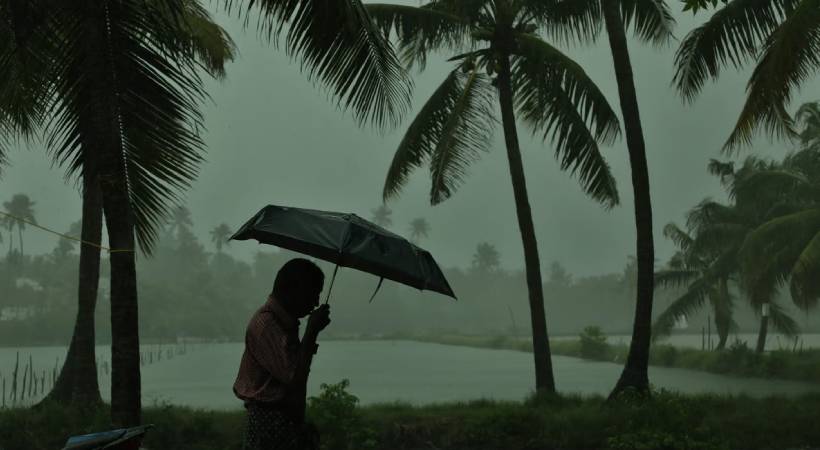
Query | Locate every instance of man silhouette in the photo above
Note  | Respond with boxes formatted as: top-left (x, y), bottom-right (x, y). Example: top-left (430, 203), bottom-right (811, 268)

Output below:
top-left (234, 258), bottom-right (331, 450)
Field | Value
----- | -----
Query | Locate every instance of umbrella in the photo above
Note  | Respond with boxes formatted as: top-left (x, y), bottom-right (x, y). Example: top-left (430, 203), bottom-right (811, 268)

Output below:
top-left (230, 204), bottom-right (456, 302)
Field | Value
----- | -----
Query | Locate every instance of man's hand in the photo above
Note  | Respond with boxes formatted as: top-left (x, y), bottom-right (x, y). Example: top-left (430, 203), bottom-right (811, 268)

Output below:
top-left (306, 304), bottom-right (331, 336)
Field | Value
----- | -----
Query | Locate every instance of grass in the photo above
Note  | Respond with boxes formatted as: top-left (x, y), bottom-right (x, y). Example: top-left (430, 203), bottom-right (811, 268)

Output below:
top-left (386, 332), bottom-right (820, 385)
top-left (2, 391), bottom-right (820, 450)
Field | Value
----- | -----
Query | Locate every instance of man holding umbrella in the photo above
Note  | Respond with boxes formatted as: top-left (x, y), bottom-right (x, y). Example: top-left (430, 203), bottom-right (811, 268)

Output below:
top-left (234, 258), bottom-right (331, 450)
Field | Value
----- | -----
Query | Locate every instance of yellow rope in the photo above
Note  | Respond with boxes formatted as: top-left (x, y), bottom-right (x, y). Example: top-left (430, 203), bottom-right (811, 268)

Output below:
top-left (0, 210), bottom-right (134, 253)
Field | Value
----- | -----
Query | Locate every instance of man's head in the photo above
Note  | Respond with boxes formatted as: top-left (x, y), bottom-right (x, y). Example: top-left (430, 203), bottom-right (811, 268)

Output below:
top-left (272, 258), bottom-right (325, 318)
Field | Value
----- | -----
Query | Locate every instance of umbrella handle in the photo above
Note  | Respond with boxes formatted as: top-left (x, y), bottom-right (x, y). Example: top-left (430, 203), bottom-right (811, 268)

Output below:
top-left (324, 264), bottom-right (340, 305)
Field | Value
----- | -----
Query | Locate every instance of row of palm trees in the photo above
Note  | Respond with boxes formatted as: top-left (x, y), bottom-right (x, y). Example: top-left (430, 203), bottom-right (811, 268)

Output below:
top-left (0, 0), bottom-right (816, 425)
top-left (655, 101), bottom-right (820, 352)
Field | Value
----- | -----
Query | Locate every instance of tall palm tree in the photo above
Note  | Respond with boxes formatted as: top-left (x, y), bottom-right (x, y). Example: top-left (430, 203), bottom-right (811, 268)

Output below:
top-left (409, 217), bottom-right (430, 243)
top-left (674, 0), bottom-right (815, 150)
top-left (472, 242), bottom-right (501, 274)
top-left (210, 223), bottom-right (232, 253)
top-left (543, 0), bottom-right (674, 395)
top-left (369, 0), bottom-right (622, 393)
top-left (19, 0), bottom-right (236, 425)
top-left (371, 204), bottom-right (393, 228)
top-left (2, 193), bottom-right (35, 259)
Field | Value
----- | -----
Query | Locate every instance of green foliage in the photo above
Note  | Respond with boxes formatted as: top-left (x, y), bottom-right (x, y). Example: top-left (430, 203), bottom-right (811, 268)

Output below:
top-left (579, 326), bottom-right (610, 360)
top-left (307, 380), bottom-right (377, 450)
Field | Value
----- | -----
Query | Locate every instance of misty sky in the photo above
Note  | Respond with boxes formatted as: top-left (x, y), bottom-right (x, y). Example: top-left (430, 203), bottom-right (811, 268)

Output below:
top-left (0, 4), bottom-right (813, 277)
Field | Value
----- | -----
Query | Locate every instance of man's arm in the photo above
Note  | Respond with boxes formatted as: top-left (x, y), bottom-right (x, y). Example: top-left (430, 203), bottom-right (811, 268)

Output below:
top-left (291, 305), bottom-right (330, 420)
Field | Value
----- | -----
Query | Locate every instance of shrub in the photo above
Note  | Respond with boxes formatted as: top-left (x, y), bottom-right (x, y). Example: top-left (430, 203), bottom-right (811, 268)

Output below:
top-left (579, 326), bottom-right (610, 360)
top-left (307, 379), bottom-right (376, 450)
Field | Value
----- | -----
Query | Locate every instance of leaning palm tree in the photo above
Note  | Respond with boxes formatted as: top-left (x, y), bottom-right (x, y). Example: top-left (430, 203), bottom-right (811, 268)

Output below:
top-left (734, 146), bottom-right (820, 351)
top-left (369, 0), bottom-right (622, 393)
top-left (674, 0), bottom-right (814, 150)
top-left (2, 193), bottom-right (35, 259)
top-left (210, 223), bottom-right (232, 253)
top-left (409, 217), bottom-right (430, 243)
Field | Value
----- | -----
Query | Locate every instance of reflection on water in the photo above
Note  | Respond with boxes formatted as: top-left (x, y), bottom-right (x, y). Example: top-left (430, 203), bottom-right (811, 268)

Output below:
top-left (2, 341), bottom-right (819, 410)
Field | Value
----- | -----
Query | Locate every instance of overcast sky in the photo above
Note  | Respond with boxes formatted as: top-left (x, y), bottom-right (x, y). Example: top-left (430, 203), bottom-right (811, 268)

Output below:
top-left (0, 4), bottom-right (811, 277)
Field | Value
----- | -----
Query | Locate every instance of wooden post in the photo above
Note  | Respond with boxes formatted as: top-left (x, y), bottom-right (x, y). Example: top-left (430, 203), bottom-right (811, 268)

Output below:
top-left (28, 355), bottom-right (34, 398)
top-left (12, 352), bottom-right (19, 404)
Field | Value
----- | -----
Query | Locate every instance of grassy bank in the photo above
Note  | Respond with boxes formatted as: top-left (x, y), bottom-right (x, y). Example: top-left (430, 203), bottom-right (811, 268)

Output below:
top-left (385, 332), bottom-right (820, 384)
top-left (2, 387), bottom-right (820, 450)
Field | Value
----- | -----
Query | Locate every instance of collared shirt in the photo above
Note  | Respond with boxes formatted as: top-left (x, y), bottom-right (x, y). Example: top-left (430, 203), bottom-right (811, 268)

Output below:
top-left (233, 296), bottom-right (302, 405)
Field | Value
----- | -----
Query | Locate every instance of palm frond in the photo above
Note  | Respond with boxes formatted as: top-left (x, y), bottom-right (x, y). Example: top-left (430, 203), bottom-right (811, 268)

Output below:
top-left (512, 33), bottom-right (621, 207)
top-left (686, 199), bottom-right (740, 232)
top-left (655, 268), bottom-right (701, 289)
top-left (428, 68), bottom-right (496, 204)
top-left (768, 300), bottom-right (800, 337)
top-left (653, 276), bottom-right (711, 339)
top-left (45, 0), bottom-right (212, 254)
top-left (366, 3), bottom-right (473, 69)
top-left (725, 1), bottom-right (820, 150)
top-left (227, 0), bottom-right (413, 129)
top-left (519, 0), bottom-right (602, 44)
top-left (790, 227), bottom-right (820, 310)
top-left (673, 0), bottom-right (799, 102)
top-left (620, 0), bottom-right (676, 46)
top-left (383, 65), bottom-right (495, 204)
top-left (663, 222), bottom-right (693, 252)
top-left (160, 0), bottom-right (237, 80)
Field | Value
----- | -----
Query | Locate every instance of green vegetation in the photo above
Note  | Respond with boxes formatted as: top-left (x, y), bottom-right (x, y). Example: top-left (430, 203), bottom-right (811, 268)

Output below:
top-left (2, 385), bottom-right (820, 450)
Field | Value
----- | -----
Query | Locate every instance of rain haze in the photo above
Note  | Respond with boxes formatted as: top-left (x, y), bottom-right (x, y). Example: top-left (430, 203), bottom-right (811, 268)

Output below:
top-left (2, 1), bottom-right (820, 449)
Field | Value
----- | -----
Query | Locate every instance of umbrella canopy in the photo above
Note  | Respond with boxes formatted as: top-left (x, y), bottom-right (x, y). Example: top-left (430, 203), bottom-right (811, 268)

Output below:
top-left (230, 205), bottom-right (456, 299)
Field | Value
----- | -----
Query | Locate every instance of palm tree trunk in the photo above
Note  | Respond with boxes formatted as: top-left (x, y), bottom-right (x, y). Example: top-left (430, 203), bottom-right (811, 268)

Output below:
top-left (756, 314), bottom-right (768, 353)
top-left (602, 0), bottom-right (656, 396)
top-left (17, 226), bottom-right (22, 261)
top-left (714, 278), bottom-right (731, 351)
top-left (497, 53), bottom-right (556, 393)
top-left (42, 173), bottom-right (103, 407)
top-left (100, 150), bottom-right (141, 426)
top-left (85, 1), bottom-right (141, 427)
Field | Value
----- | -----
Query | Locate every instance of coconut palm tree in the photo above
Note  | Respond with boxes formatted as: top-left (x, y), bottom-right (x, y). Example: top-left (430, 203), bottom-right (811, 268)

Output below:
top-left (674, 0), bottom-right (815, 150)
top-left (654, 222), bottom-right (737, 350)
top-left (371, 204), bottom-right (393, 228)
top-left (472, 242), bottom-right (501, 274)
top-left (14, 0), bottom-right (236, 425)
top-left (369, 0), bottom-right (623, 393)
top-left (210, 223), bottom-right (232, 253)
top-left (734, 146), bottom-right (820, 351)
top-left (2, 193), bottom-right (35, 259)
top-left (168, 205), bottom-right (195, 238)
top-left (409, 217), bottom-right (430, 243)
top-left (539, 0), bottom-right (675, 395)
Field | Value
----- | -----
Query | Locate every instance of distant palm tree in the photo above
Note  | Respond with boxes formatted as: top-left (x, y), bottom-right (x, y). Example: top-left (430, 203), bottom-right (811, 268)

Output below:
top-left (210, 223), bottom-right (232, 253)
top-left (2, 194), bottom-right (35, 259)
top-left (472, 243), bottom-right (501, 274)
top-left (371, 204), bottom-right (393, 228)
top-left (409, 218), bottom-right (430, 244)
top-left (54, 221), bottom-right (83, 260)
top-left (370, 0), bottom-right (622, 393)
top-left (168, 206), bottom-right (194, 238)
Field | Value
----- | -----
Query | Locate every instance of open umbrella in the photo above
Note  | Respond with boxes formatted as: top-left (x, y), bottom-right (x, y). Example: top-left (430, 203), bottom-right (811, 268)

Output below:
top-left (230, 204), bottom-right (456, 302)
